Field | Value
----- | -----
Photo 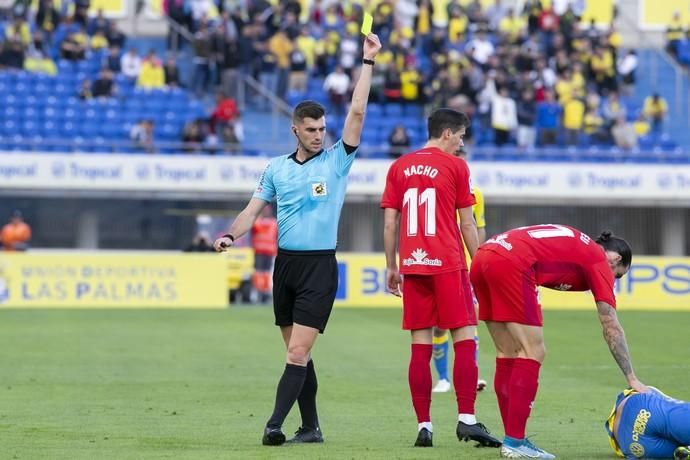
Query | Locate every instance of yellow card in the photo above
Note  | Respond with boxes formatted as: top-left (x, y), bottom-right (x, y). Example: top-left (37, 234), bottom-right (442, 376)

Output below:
top-left (361, 12), bottom-right (373, 36)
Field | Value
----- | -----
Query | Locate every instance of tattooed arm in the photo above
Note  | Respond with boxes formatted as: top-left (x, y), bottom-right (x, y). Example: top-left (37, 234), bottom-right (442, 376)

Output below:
top-left (596, 301), bottom-right (649, 393)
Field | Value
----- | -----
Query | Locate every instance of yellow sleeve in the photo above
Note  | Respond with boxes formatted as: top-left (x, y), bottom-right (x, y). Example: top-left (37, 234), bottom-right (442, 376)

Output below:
top-left (472, 186), bottom-right (486, 229)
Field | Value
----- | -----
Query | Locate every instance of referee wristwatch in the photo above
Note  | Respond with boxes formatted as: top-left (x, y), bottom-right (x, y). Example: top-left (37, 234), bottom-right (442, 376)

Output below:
top-left (362, 58), bottom-right (375, 66)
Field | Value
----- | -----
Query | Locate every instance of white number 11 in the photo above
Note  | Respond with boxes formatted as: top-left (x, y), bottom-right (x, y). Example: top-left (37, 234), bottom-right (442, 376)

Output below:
top-left (403, 188), bottom-right (437, 236)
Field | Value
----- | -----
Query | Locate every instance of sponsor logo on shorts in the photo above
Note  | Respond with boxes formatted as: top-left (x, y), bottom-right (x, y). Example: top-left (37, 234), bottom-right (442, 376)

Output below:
top-left (402, 248), bottom-right (442, 267)
top-left (631, 409), bottom-right (651, 447)
top-left (629, 442), bottom-right (645, 458)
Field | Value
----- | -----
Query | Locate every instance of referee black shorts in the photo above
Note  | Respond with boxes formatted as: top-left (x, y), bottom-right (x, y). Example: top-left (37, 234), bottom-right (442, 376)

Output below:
top-left (272, 248), bottom-right (338, 333)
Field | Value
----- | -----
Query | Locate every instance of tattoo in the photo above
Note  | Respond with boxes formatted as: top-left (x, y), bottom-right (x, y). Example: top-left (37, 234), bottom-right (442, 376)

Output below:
top-left (596, 302), bottom-right (634, 378)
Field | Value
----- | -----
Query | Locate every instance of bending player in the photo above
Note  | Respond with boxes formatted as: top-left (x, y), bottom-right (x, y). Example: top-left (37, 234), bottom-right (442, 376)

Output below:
top-left (433, 148), bottom-right (487, 394)
top-left (605, 387), bottom-right (690, 459)
top-left (471, 226), bottom-right (648, 458)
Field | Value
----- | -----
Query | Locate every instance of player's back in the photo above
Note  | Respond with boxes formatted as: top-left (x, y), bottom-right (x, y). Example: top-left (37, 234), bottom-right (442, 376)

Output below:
top-left (381, 147), bottom-right (475, 275)
top-left (482, 224), bottom-right (615, 299)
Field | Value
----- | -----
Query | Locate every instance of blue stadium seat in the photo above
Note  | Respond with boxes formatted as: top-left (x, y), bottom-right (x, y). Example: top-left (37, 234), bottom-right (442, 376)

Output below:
top-left (385, 104), bottom-right (403, 117)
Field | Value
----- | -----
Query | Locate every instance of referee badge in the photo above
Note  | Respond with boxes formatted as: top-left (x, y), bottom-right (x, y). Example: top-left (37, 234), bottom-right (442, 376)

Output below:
top-left (312, 181), bottom-right (328, 197)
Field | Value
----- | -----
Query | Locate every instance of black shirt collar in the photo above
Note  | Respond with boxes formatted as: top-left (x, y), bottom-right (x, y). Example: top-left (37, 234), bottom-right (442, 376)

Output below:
top-left (288, 149), bottom-right (324, 165)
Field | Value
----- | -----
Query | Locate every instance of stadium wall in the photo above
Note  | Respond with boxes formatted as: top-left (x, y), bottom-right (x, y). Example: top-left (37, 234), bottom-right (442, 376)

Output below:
top-left (2, 252), bottom-right (688, 310)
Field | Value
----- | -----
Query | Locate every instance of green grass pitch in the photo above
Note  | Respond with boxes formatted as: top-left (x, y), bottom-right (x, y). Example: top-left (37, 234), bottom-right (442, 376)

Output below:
top-left (0, 307), bottom-right (688, 459)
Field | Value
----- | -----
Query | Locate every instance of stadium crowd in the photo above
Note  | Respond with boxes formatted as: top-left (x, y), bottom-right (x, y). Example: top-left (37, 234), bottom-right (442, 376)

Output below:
top-left (0, 0), bottom-right (679, 154)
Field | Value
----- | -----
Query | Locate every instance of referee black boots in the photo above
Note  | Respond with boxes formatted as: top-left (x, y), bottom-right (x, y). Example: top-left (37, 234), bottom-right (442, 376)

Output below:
top-left (286, 426), bottom-right (324, 443)
top-left (262, 427), bottom-right (286, 446)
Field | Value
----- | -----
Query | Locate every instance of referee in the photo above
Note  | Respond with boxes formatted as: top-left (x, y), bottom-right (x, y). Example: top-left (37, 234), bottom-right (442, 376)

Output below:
top-left (214, 33), bottom-right (382, 446)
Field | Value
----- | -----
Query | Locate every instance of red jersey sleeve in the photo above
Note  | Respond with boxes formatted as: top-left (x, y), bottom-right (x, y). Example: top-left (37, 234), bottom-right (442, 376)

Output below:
top-left (455, 159), bottom-right (476, 210)
top-left (586, 260), bottom-right (617, 308)
top-left (381, 163), bottom-right (401, 210)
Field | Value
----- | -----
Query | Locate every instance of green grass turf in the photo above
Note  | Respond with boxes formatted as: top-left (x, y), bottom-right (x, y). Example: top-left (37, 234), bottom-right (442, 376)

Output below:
top-left (0, 307), bottom-right (688, 459)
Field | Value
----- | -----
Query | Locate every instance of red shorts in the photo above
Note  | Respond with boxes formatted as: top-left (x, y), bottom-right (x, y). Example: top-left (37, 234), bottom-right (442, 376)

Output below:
top-left (402, 270), bottom-right (476, 330)
top-left (470, 248), bottom-right (543, 327)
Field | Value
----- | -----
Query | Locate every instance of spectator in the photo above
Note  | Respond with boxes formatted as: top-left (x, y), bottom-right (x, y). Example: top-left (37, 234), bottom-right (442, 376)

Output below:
top-left (268, 29), bottom-right (293, 100)
top-left (137, 50), bottom-right (165, 89)
top-left (516, 89), bottom-right (536, 148)
top-left (216, 20), bottom-right (241, 99)
top-left (590, 45), bottom-right (616, 93)
top-left (183, 231), bottom-right (215, 252)
top-left (181, 120), bottom-right (205, 153)
top-left (486, 0), bottom-right (508, 31)
top-left (536, 90), bottom-right (561, 145)
top-left (164, 0), bottom-right (190, 49)
top-left (399, 62), bottom-right (421, 103)
top-left (602, 91), bottom-right (626, 127)
top-left (60, 31), bottom-right (86, 60)
top-left (163, 56), bottom-right (180, 87)
top-left (120, 47), bottom-right (141, 79)
top-left (617, 50), bottom-right (638, 96)
top-left (192, 20), bottom-right (213, 97)
top-left (78, 79), bottom-right (92, 99)
top-left (323, 65), bottom-right (351, 115)
top-left (24, 49), bottom-right (56, 75)
top-left (562, 94), bottom-right (585, 146)
top-left (103, 45), bottom-right (121, 72)
top-left (491, 85), bottom-right (517, 146)
top-left (633, 111), bottom-right (651, 137)
top-left (665, 11), bottom-right (684, 57)
top-left (5, 16), bottom-right (30, 47)
top-left (220, 115), bottom-right (243, 153)
top-left (288, 43), bottom-right (308, 93)
top-left (583, 106), bottom-right (608, 144)
top-left (210, 92), bottom-right (239, 132)
top-left (642, 93), bottom-right (668, 134)
top-left (92, 69), bottom-right (116, 97)
top-left (611, 115), bottom-right (637, 150)
top-left (90, 29), bottom-right (108, 51)
top-left (130, 119), bottom-right (155, 153)
top-left (387, 124), bottom-right (411, 158)
top-left (0, 37), bottom-right (24, 69)
top-left (35, 0), bottom-right (60, 37)
top-left (105, 22), bottom-right (126, 49)
top-left (87, 8), bottom-right (110, 35)
top-left (1, 210), bottom-right (31, 251)
top-left (466, 29), bottom-right (495, 67)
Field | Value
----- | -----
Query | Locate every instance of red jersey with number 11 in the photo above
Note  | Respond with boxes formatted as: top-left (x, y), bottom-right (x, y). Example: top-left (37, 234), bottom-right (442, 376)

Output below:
top-left (381, 147), bottom-right (475, 275)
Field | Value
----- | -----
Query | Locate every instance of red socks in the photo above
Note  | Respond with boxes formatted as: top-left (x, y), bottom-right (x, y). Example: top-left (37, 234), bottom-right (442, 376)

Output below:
top-left (494, 357), bottom-right (515, 429)
top-left (453, 339), bottom-right (478, 415)
top-left (409, 344), bottom-right (433, 423)
top-left (506, 358), bottom-right (541, 439)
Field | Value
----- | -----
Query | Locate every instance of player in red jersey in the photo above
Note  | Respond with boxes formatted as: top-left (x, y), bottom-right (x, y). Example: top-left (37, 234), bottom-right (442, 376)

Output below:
top-left (470, 225), bottom-right (649, 458)
top-left (381, 108), bottom-right (500, 449)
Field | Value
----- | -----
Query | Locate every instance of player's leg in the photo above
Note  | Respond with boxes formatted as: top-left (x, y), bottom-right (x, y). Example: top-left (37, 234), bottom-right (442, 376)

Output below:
top-left (664, 395), bottom-right (690, 447)
top-left (441, 270), bottom-right (500, 448)
top-left (432, 327), bottom-right (451, 393)
top-left (485, 321), bottom-right (518, 431)
top-left (499, 322), bottom-right (554, 459)
top-left (403, 275), bottom-right (435, 447)
top-left (411, 327), bottom-right (435, 447)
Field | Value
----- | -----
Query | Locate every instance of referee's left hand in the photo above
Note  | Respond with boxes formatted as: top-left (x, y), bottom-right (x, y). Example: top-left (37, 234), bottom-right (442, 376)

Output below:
top-left (363, 33), bottom-right (382, 60)
top-left (386, 268), bottom-right (402, 297)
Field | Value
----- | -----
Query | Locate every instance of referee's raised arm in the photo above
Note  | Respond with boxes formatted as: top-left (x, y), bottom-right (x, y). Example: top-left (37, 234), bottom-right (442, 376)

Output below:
top-left (342, 33), bottom-right (382, 147)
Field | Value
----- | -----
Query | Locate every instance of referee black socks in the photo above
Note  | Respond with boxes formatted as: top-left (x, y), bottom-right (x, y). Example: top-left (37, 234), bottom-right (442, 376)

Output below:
top-left (298, 359), bottom-right (320, 429)
top-left (267, 363), bottom-right (307, 429)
